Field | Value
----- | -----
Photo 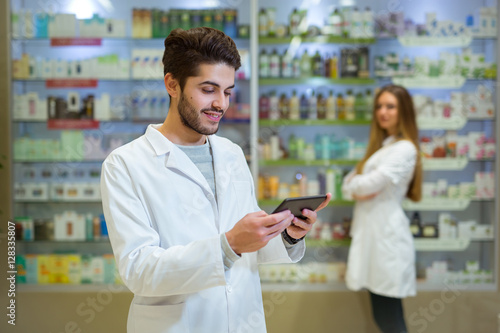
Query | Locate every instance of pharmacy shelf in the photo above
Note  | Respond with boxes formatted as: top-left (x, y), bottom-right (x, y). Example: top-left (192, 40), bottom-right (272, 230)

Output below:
top-left (18, 284), bottom-right (131, 293)
top-left (14, 199), bottom-right (102, 203)
top-left (259, 119), bottom-right (371, 126)
top-left (418, 117), bottom-right (468, 130)
top-left (403, 198), bottom-right (471, 211)
top-left (392, 75), bottom-right (467, 88)
top-left (422, 158), bottom-right (469, 170)
top-left (259, 199), bottom-right (354, 207)
top-left (13, 159), bottom-right (104, 163)
top-left (259, 36), bottom-right (376, 45)
top-left (397, 35), bottom-right (473, 47)
top-left (261, 281), bottom-right (349, 292)
top-left (414, 238), bottom-right (470, 251)
top-left (260, 159), bottom-right (359, 167)
top-left (416, 281), bottom-right (496, 292)
top-left (422, 158), bottom-right (495, 170)
top-left (259, 77), bottom-right (376, 86)
top-left (402, 198), bottom-right (494, 211)
top-left (305, 239), bottom-right (351, 248)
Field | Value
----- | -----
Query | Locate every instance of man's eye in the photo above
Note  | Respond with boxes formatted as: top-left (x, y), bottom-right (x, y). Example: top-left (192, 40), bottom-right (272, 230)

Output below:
top-left (224, 91), bottom-right (232, 96)
top-left (203, 89), bottom-right (214, 94)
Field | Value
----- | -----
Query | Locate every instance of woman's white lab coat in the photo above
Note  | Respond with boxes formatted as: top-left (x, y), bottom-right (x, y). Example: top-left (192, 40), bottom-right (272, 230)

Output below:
top-left (342, 137), bottom-right (417, 298)
top-left (101, 124), bottom-right (305, 333)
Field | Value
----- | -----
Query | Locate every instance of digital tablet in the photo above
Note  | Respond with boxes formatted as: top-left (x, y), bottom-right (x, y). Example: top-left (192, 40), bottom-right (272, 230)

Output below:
top-left (272, 195), bottom-right (327, 220)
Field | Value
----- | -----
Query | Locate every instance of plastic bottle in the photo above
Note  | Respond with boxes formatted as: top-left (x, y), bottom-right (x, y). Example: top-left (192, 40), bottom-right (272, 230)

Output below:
top-left (330, 53), bottom-right (338, 78)
top-left (292, 56), bottom-right (301, 77)
top-left (290, 8), bottom-right (301, 36)
top-left (296, 171), bottom-right (308, 196)
top-left (259, 8), bottom-right (268, 37)
top-left (317, 168), bottom-right (327, 194)
top-left (350, 7), bottom-right (362, 39)
top-left (300, 93), bottom-right (308, 119)
top-left (325, 169), bottom-right (336, 200)
top-left (362, 7), bottom-right (374, 38)
top-left (326, 90), bottom-right (337, 120)
top-left (300, 50), bottom-right (312, 78)
top-left (364, 89), bottom-right (373, 120)
top-left (354, 92), bottom-right (365, 120)
top-left (341, 7), bottom-right (351, 38)
top-left (314, 134), bottom-right (322, 160)
top-left (308, 90), bottom-right (318, 120)
top-left (259, 49), bottom-right (270, 78)
top-left (281, 51), bottom-right (293, 78)
top-left (317, 93), bottom-right (326, 119)
top-left (86, 213), bottom-right (94, 241)
top-left (269, 91), bottom-right (280, 120)
top-left (259, 93), bottom-right (270, 119)
top-left (289, 90), bottom-right (300, 119)
top-left (329, 8), bottom-right (343, 37)
top-left (269, 49), bottom-right (280, 78)
top-left (279, 93), bottom-right (289, 119)
top-left (321, 134), bottom-right (330, 160)
top-left (296, 137), bottom-right (305, 160)
top-left (312, 50), bottom-right (323, 76)
top-left (336, 93), bottom-right (345, 119)
top-left (11, 11), bottom-right (20, 38)
top-left (345, 90), bottom-right (355, 120)
top-left (323, 54), bottom-right (331, 78)
top-left (288, 134), bottom-right (298, 159)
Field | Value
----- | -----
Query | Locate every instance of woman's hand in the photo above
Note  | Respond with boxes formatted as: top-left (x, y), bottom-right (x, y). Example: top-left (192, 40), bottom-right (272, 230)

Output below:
top-left (352, 192), bottom-right (379, 201)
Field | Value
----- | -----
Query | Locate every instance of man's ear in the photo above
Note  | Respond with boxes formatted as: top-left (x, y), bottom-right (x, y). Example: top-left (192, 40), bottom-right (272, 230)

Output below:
top-left (164, 73), bottom-right (179, 98)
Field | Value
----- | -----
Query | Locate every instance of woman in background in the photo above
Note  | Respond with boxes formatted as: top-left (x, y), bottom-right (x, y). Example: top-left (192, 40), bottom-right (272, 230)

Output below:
top-left (342, 84), bottom-right (422, 333)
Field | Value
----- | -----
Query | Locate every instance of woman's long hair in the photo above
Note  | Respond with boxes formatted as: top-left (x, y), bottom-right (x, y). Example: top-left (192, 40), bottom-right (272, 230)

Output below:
top-left (355, 84), bottom-right (422, 202)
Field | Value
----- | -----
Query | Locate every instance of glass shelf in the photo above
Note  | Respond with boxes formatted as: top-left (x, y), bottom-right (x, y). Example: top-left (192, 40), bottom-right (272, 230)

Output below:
top-left (259, 119), bottom-right (371, 126)
top-left (259, 77), bottom-right (376, 86)
top-left (260, 159), bottom-right (359, 167)
top-left (259, 36), bottom-right (376, 45)
top-left (397, 35), bottom-right (473, 47)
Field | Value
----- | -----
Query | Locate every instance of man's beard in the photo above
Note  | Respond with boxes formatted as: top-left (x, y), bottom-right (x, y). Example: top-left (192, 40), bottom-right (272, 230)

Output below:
top-left (178, 92), bottom-right (222, 136)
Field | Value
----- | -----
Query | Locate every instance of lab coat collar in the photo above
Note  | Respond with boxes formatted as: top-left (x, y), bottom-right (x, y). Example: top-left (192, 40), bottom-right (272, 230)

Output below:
top-left (144, 124), bottom-right (240, 205)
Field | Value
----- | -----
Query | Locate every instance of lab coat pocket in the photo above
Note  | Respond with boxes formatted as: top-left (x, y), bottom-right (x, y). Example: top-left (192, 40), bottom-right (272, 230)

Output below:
top-left (130, 303), bottom-right (190, 333)
top-left (232, 181), bottom-right (252, 212)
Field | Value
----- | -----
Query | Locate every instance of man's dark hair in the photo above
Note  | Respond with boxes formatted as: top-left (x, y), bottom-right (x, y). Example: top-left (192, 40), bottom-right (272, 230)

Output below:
top-left (162, 27), bottom-right (241, 91)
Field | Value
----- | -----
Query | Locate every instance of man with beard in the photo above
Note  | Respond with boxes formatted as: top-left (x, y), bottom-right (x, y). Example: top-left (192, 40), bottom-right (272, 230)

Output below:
top-left (100, 27), bottom-right (330, 333)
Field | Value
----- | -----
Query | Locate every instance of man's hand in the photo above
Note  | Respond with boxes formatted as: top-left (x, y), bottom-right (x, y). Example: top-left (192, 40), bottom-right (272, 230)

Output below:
top-left (225, 210), bottom-right (294, 255)
top-left (286, 193), bottom-right (332, 240)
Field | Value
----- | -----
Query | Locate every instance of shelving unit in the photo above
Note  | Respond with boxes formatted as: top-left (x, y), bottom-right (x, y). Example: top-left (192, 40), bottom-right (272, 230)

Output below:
top-left (8, 0), bottom-right (499, 294)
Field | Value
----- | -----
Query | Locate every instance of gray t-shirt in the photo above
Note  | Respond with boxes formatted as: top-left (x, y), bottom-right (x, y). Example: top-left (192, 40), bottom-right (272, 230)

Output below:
top-left (176, 141), bottom-right (216, 198)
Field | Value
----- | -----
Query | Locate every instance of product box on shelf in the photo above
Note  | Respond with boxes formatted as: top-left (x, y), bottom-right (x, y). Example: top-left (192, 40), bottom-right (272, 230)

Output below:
top-left (54, 211), bottom-right (86, 241)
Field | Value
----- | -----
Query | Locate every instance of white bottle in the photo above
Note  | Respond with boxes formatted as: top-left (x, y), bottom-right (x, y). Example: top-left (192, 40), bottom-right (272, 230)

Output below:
top-left (281, 51), bottom-right (293, 78)
top-left (326, 90), bottom-right (336, 120)
top-left (308, 90), bottom-right (318, 120)
top-left (11, 11), bottom-right (21, 39)
top-left (289, 90), bottom-right (300, 119)
top-left (269, 49), bottom-right (280, 78)
top-left (362, 7), bottom-right (374, 38)
top-left (350, 7), bottom-right (362, 39)
top-left (345, 90), bottom-right (355, 120)
top-left (259, 49), bottom-right (269, 78)
top-left (269, 92), bottom-right (280, 120)
top-left (329, 9), bottom-right (343, 37)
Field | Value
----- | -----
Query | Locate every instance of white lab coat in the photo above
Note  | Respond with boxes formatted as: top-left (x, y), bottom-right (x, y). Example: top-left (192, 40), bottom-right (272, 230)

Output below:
top-left (101, 124), bottom-right (305, 333)
top-left (342, 137), bottom-right (417, 298)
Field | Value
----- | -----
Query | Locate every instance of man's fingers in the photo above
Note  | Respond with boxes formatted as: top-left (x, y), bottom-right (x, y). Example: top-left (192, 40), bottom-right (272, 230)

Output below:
top-left (264, 210), bottom-right (292, 227)
top-left (316, 193), bottom-right (332, 211)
